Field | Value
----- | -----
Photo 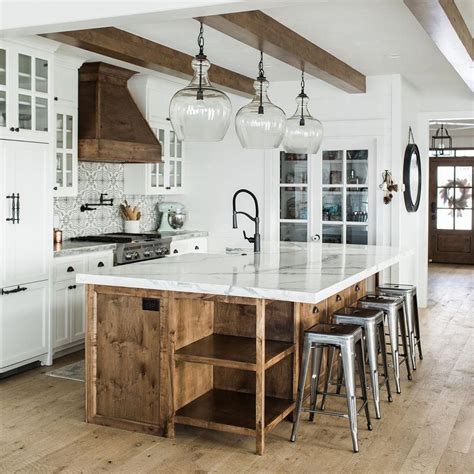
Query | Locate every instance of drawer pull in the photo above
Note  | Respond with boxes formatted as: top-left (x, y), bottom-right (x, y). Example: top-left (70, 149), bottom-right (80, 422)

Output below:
top-left (97, 262), bottom-right (104, 267)
top-left (67, 266), bottom-right (75, 272)
top-left (194, 245), bottom-right (199, 250)
top-left (1, 285), bottom-right (27, 295)
top-left (312, 306), bottom-right (319, 314)
top-left (68, 284), bottom-right (77, 290)
top-left (173, 249), bottom-right (178, 254)
top-left (355, 284), bottom-right (360, 292)
top-left (336, 294), bottom-right (342, 302)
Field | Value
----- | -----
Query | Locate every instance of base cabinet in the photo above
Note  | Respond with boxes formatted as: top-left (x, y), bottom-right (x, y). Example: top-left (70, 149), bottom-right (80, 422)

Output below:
top-left (0, 280), bottom-right (49, 372)
top-left (170, 237), bottom-right (207, 255)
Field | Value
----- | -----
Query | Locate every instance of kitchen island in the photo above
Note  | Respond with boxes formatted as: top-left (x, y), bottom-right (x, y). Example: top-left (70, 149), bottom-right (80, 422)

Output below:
top-left (77, 242), bottom-right (406, 455)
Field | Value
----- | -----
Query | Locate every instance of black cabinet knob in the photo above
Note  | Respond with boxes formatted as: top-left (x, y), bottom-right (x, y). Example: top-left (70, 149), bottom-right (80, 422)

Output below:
top-left (54, 97), bottom-right (58, 101)
top-left (53, 186), bottom-right (58, 191)
top-left (173, 249), bottom-right (178, 254)
top-left (68, 284), bottom-right (76, 290)
top-left (194, 245), bottom-right (199, 250)
top-left (67, 266), bottom-right (74, 272)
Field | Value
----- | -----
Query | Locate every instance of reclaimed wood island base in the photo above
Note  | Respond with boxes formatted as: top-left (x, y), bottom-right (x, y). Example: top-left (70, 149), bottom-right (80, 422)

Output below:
top-left (79, 242), bottom-right (405, 455)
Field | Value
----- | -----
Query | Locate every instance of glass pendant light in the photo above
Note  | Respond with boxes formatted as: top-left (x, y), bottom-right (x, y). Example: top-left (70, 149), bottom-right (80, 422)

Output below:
top-left (235, 52), bottom-right (286, 149)
top-left (282, 70), bottom-right (323, 154)
top-left (169, 22), bottom-right (232, 142)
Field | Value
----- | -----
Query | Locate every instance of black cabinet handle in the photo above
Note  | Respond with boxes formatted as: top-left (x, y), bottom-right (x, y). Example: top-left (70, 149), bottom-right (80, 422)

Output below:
top-left (355, 284), bottom-right (360, 292)
top-left (312, 306), bottom-right (319, 314)
top-left (67, 266), bottom-right (75, 272)
top-left (1, 285), bottom-right (27, 295)
top-left (336, 294), bottom-right (342, 302)
top-left (166, 186), bottom-right (171, 190)
top-left (16, 193), bottom-right (20, 223)
top-left (54, 96), bottom-right (58, 101)
top-left (194, 245), bottom-right (199, 250)
top-left (173, 249), bottom-right (178, 254)
top-left (53, 186), bottom-right (58, 191)
top-left (68, 284), bottom-right (77, 290)
top-left (97, 262), bottom-right (104, 267)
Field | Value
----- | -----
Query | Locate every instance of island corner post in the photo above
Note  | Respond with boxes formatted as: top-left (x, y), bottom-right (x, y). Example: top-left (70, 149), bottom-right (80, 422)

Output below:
top-left (84, 278), bottom-right (368, 455)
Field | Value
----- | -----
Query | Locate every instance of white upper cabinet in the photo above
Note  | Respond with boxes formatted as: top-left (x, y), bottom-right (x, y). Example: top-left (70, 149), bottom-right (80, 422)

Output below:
top-left (0, 40), bottom-right (55, 143)
top-left (124, 74), bottom-right (186, 195)
top-left (53, 55), bottom-right (82, 197)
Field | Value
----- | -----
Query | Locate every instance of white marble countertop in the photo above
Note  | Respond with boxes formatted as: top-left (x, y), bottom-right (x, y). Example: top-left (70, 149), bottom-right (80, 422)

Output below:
top-left (77, 242), bottom-right (409, 304)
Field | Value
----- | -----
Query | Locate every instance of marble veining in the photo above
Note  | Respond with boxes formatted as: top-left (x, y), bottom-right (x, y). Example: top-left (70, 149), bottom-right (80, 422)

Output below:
top-left (77, 242), bottom-right (409, 303)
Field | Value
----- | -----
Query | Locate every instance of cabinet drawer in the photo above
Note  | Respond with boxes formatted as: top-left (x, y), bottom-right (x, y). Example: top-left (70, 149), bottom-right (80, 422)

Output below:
top-left (189, 237), bottom-right (207, 253)
top-left (326, 291), bottom-right (346, 322)
top-left (87, 252), bottom-right (114, 272)
top-left (349, 280), bottom-right (366, 305)
top-left (54, 257), bottom-right (86, 282)
top-left (170, 240), bottom-right (190, 255)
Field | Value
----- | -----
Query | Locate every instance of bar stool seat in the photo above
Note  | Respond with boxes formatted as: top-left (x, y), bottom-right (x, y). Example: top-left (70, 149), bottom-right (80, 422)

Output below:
top-left (377, 283), bottom-right (423, 369)
top-left (329, 307), bottom-right (392, 419)
top-left (358, 294), bottom-right (412, 394)
top-left (290, 323), bottom-right (372, 453)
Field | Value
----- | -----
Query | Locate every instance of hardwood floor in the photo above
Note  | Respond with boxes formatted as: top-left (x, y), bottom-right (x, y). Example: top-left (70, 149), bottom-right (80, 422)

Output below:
top-left (1, 264), bottom-right (472, 473)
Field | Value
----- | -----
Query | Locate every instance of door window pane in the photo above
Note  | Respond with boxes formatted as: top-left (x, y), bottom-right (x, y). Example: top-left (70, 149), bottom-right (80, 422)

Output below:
top-left (280, 187), bottom-right (308, 220)
top-left (0, 49), bottom-right (5, 85)
top-left (169, 160), bottom-right (175, 187)
top-left (56, 113), bottom-right (63, 148)
top-left (455, 209), bottom-right (472, 230)
top-left (346, 188), bottom-right (368, 222)
top-left (158, 128), bottom-right (165, 158)
top-left (322, 188), bottom-right (342, 221)
top-left (455, 166), bottom-right (472, 187)
top-left (322, 150), bottom-right (343, 185)
top-left (0, 91), bottom-right (5, 127)
top-left (66, 153), bottom-right (73, 187)
top-left (18, 54), bottom-right (31, 90)
top-left (18, 94), bottom-right (31, 129)
top-left (437, 187), bottom-right (454, 209)
top-left (150, 163), bottom-right (157, 188)
top-left (158, 162), bottom-right (165, 187)
top-left (177, 138), bottom-right (182, 158)
top-left (280, 152), bottom-right (308, 184)
top-left (35, 97), bottom-right (48, 131)
top-left (454, 187), bottom-right (472, 210)
top-left (322, 224), bottom-right (342, 243)
top-left (280, 222), bottom-right (307, 242)
top-left (35, 58), bottom-right (48, 93)
top-left (346, 225), bottom-right (368, 245)
top-left (437, 209), bottom-right (453, 230)
top-left (437, 166), bottom-right (454, 186)
top-left (169, 130), bottom-right (176, 157)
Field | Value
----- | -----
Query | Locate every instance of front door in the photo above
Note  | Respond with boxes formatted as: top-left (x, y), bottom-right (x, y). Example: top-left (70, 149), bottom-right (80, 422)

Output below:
top-left (429, 157), bottom-right (473, 264)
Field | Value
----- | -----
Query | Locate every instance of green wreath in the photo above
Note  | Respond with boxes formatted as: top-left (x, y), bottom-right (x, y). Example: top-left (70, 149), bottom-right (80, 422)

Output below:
top-left (439, 179), bottom-right (472, 215)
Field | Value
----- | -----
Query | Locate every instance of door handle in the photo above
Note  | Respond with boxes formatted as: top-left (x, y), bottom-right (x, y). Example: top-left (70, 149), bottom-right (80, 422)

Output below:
top-left (430, 202), bottom-right (436, 214)
top-left (5, 194), bottom-right (19, 224)
top-left (1, 285), bottom-right (27, 295)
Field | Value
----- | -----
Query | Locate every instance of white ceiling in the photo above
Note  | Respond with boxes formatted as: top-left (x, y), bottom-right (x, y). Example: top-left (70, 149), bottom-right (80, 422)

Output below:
top-left (119, 0), bottom-right (472, 96)
top-left (455, 0), bottom-right (474, 36)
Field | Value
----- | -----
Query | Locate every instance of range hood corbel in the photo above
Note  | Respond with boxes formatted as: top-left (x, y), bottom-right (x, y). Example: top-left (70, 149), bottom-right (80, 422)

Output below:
top-left (78, 62), bottom-right (162, 163)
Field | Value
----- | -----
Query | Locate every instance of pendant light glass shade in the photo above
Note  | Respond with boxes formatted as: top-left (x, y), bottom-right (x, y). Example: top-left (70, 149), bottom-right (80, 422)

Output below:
top-left (169, 23), bottom-right (232, 142)
top-left (282, 71), bottom-right (323, 154)
top-left (235, 53), bottom-right (286, 149)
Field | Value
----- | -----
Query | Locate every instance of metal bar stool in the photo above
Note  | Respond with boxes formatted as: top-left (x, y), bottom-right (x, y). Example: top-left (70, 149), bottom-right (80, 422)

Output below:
top-left (357, 294), bottom-right (412, 394)
top-left (322, 307), bottom-right (393, 420)
top-left (291, 323), bottom-right (372, 453)
top-left (377, 283), bottom-right (423, 369)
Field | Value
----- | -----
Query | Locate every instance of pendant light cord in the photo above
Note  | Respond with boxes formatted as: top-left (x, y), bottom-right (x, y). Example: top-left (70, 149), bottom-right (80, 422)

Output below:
top-left (299, 69), bottom-right (306, 126)
top-left (196, 22), bottom-right (205, 100)
top-left (258, 51), bottom-right (265, 115)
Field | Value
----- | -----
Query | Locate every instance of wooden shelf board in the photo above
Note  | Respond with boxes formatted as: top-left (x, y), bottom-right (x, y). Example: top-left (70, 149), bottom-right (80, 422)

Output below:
top-left (175, 389), bottom-right (295, 436)
top-left (174, 334), bottom-right (294, 371)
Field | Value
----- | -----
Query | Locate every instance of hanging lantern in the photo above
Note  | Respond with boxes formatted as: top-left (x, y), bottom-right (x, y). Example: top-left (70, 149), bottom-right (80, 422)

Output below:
top-left (282, 70), bottom-right (323, 154)
top-left (431, 124), bottom-right (452, 153)
top-left (235, 52), bottom-right (286, 149)
top-left (169, 22), bottom-right (232, 142)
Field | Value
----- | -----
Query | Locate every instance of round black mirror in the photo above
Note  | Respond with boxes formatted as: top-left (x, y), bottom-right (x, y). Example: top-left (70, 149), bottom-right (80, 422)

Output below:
top-left (403, 143), bottom-right (421, 212)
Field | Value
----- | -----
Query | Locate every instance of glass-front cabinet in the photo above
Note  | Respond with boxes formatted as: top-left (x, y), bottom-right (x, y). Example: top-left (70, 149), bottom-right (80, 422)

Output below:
top-left (321, 145), bottom-right (371, 244)
top-left (54, 104), bottom-right (77, 196)
top-left (0, 42), bottom-right (51, 142)
top-left (279, 152), bottom-right (310, 242)
top-left (124, 120), bottom-right (185, 196)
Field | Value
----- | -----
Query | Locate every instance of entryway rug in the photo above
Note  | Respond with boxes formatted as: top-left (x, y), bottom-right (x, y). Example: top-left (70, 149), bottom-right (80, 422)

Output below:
top-left (46, 360), bottom-right (85, 382)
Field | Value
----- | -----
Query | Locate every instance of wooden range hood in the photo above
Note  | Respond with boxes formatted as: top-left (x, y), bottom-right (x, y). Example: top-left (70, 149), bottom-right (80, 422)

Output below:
top-left (78, 62), bottom-right (161, 163)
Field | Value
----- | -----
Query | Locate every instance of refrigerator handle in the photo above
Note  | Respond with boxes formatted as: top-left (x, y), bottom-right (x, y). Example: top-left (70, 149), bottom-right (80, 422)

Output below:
top-left (5, 194), bottom-right (18, 224)
top-left (16, 193), bottom-right (20, 224)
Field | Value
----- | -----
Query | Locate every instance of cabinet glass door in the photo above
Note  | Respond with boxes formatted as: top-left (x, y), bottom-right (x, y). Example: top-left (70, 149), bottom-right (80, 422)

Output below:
top-left (279, 152), bottom-right (308, 242)
top-left (150, 127), bottom-right (166, 190)
top-left (168, 128), bottom-right (184, 190)
top-left (55, 111), bottom-right (75, 193)
top-left (0, 49), bottom-right (6, 129)
top-left (17, 53), bottom-right (48, 132)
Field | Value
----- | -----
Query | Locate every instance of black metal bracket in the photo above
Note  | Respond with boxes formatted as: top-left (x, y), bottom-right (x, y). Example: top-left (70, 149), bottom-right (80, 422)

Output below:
top-left (80, 193), bottom-right (114, 212)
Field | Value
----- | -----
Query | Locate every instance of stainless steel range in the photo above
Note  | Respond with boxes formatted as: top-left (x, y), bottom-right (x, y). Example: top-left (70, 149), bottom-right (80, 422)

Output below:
top-left (71, 233), bottom-right (171, 265)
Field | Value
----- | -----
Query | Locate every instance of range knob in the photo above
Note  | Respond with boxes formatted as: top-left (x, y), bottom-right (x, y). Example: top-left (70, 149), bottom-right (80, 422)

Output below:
top-left (124, 252), bottom-right (133, 260)
top-left (143, 250), bottom-right (152, 257)
top-left (133, 251), bottom-right (140, 259)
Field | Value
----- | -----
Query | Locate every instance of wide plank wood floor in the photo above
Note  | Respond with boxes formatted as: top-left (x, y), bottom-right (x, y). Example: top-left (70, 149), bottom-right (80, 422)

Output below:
top-left (0, 264), bottom-right (472, 473)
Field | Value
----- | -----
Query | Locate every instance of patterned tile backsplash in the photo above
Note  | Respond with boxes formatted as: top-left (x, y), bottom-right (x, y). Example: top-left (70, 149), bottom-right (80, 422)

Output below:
top-left (54, 162), bottom-right (163, 239)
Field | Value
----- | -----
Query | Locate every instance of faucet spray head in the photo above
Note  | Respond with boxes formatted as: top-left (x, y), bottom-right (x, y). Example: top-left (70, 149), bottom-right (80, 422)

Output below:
top-left (232, 211), bottom-right (238, 229)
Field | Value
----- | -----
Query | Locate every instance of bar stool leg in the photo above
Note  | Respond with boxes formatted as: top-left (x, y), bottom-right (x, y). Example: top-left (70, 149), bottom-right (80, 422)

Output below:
top-left (398, 307), bottom-right (413, 381)
top-left (365, 323), bottom-right (381, 419)
top-left (320, 346), bottom-right (335, 412)
top-left (336, 353), bottom-right (344, 394)
top-left (355, 339), bottom-right (372, 431)
top-left (377, 321), bottom-right (393, 402)
top-left (386, 310), bottom-right (401, 394)
top-left (413, 293), bottom-right (423, 360)
top-left (404, 297), bottom-right (417, 370)
top-left (291, 337), bottom-right (312, 442)
top-left (341, 341), bottom-right (359, 453)
top-left (309, 345), bottom-right (324, 421)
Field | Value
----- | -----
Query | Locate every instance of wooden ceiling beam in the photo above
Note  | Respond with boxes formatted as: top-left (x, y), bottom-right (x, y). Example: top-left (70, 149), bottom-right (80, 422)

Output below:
top-left (404, 0), bottom-right (474, 91)
top-left (200, 10), bottom-right (366, 94)
top-left (42, 27), bottom-right (255, 97)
